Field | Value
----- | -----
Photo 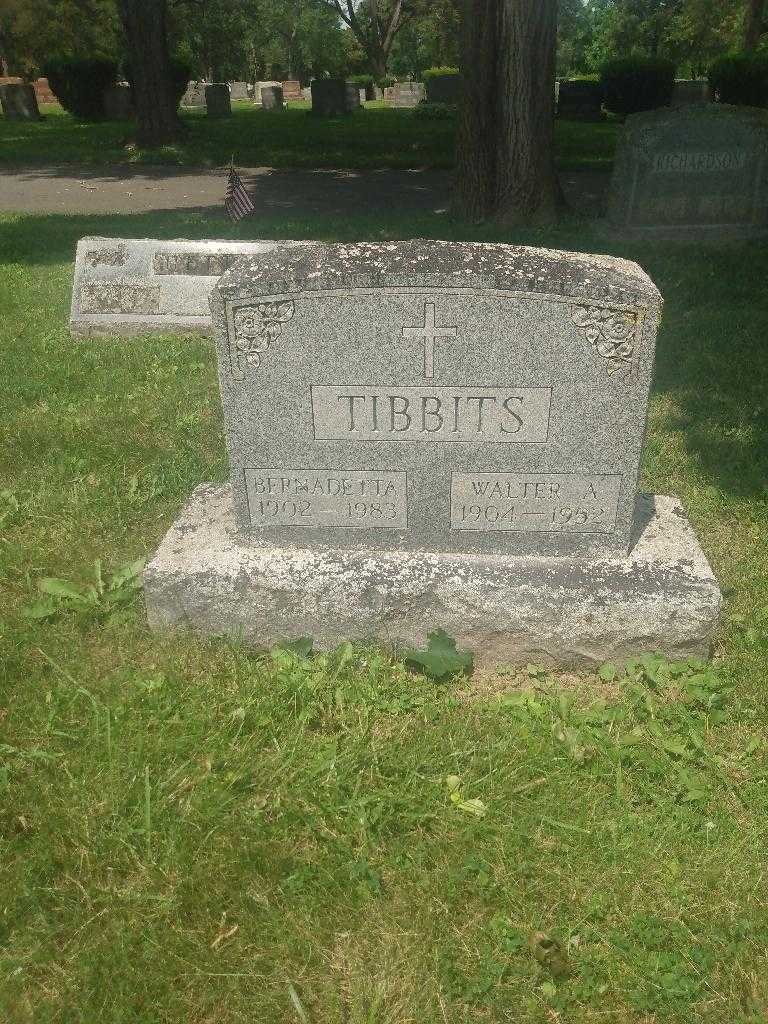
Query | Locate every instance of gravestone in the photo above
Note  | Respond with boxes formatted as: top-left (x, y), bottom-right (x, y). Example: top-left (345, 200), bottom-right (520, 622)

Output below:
top-left (261, 85), bottom-right (284, 110)
top-left (181, 81), bottom-right (207, 107)
top-left (311, 79), bottom-right (358, 116)
top-left (33, 77), bottom-right (56, 104)
top-left (70, 237), bottom-right (307, 336)
top-left (0, 82), bottom-right (40, 120)
top-left (608, 105), bottom-right (768, 237)
top-left (253, 80), bottom-right (280, 105)
top-left (205, 83), bottom-right (231, 118)
top-left (557, 79), bottom-right (603, 120)
top-left (103, 83), bottom-right (133, 119)
top-left (425, 73), bottom-right (462, 104)
top-left (282, 80), bottom-right (302, 101)
top-left (671, 79), bottom-right (710, 106)
top-left (229, 81), bottom-right (249, 101)
top-left (384, 82), bottom-right (425, 107)
top-left (359, 88), bottom-right (367, 104)
top-left (301, 86), bottom-right (312, 101)
top-left (144, 240), bottom-right (722, 668)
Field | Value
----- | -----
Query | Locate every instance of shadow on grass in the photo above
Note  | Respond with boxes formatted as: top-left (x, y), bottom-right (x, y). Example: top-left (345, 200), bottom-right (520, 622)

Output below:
top-left (1, 207), bottom-right (767, 500)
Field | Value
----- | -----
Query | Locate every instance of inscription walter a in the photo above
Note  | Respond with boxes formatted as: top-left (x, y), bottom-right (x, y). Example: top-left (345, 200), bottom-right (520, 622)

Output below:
top-left (210, 240), bottom-right (663, 558)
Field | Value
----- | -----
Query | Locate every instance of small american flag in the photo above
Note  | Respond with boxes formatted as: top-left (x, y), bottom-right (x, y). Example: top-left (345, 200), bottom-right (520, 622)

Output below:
top-left (225, 165), bottom-right (255, 222)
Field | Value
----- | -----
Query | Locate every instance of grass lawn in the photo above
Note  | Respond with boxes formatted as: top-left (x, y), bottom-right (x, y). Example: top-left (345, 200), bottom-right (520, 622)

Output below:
top-left (0, 101), bottom-right (620, 171)
top-left (1, 204), bottom-right (768, 1023)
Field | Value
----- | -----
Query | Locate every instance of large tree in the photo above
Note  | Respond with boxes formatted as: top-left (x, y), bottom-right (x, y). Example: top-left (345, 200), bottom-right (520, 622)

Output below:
top-left (318, 0), bottom-right (417, 79)
top-left (453, 0), bottom-right (560, 225)
top-left (116, 0), bottom-right (182, 146)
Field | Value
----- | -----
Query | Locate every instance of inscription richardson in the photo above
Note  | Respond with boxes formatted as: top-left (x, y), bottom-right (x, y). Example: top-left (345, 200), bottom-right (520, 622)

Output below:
top-left (245, 469), bottom-right (408, 529)
top-left (79, 279), bottom-right (160, 315)
top-left (210, 239), bottom-right (664, 558)
top-left (451, 473), bottom-right (622, 533)
top-left (311, 386), bottom-right (552, 443)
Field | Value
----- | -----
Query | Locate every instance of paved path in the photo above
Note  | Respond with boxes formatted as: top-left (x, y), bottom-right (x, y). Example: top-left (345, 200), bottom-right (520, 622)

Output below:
top-left (0, 165), bottom-right (609, 217)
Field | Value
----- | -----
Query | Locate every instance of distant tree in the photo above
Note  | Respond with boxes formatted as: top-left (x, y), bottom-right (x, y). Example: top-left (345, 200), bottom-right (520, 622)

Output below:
top-left (316, 0), bottom-right (426, 79)
top-left (116, 0), bottom-right (182, 146)
top-left (744, 0), bottom-right (766, 49)
top-left (0, 0), bottom-right (120, 78)
top-left (389, 0), bottom-right (460, 78)
top-left (454, 0), bottom-right (561, 225)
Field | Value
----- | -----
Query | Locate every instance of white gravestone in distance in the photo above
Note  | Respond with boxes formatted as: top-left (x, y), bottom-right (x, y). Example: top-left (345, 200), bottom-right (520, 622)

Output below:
top-left (144, 240), bottom-right (722, 668)
top-left (70, 237), bottom-right (306, 336)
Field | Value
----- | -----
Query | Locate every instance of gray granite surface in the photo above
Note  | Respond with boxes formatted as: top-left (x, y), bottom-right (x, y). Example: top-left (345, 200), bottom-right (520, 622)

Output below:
top-left (144, 484), bottom-right (721, 670)
top-left (209, 239), bottom-right (663, 558)
top-left (69, 237), bottom-right (307, 336)
top-left (608, 104), bottom-right (768, 236)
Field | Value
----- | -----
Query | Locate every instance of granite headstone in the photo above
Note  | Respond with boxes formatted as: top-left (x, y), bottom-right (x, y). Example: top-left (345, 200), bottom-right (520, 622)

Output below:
top-left (608, 105), bottom-right (768, 237)
top-left (144, 240), bottom-right (722, 667)
top-left (0, 82), bottom-right (40, 120)
top-left (70, 237), bottom-right (307, 336)
top-left (205, 83), bottom-right (231, 118)
top-left (383, 82), bottom-right (425, 107)
top-left (261, 85), bottom-right (284, 110)
top-left (557, 79), bottom-right (603, 120)
top-left (311, 79), bottom-right (358, 116)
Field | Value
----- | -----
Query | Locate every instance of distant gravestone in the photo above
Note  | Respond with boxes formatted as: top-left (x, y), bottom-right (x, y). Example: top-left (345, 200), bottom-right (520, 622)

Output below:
top-left (144, 240), bottom-right (721, 668)
top-left (282, 80), bottom-right (302, 101)
top-left (229, 81), bottom-right (249, 101)
top-left (301, 86), bottom-right (312, 101)
top-left (311, 79), bottom-right (358, 116)
top-left (671, 80), bottom-right (711, 106)
top-left (425, 73), bottom-right (462, 104)
top-left (557, 80), bottom-right (603, 120)
top-left (253, 80), bottom-right (280, 105)
top-left (261, 85), bottom-right (284, 110)
top-left (33, 77), bottom-right (56, 104)
top-left (359, 87), bottom-right (366, 104)
top-left (70, 237), bottom-right (308, 336)
top-left (181, 81), bottom-right (206, 107)
top-left (205, 83), bottom-right (231, 117)
top-left (103, 83), bottom-right (133, 120)
top-left (0, 82), bottom-right (40, 121)
top-left (608, 105), bottom-right (768, 237)
top-left (384, 82), bottom-right (425, 107)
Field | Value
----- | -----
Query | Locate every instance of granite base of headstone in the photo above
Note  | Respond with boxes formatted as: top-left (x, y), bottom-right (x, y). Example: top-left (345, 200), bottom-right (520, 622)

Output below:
top-left (261, 85), bottom-right (284, 110)
top-left (0, 82), bottom-right (40, 120)
top-left (311, 79), bottom-right (358, 116)
top-left (557, 80), bottom-right (603, 120)
top-left (144, 240), bottom-right (722, 670)
top-left (69, 237), bottom-right (308, 336)
top-left (103, 83), bottom-right (133, 119)
top-left (608, 104), bottom-right (768, 238)
top-left (205, 83), bottom-right (231, 118)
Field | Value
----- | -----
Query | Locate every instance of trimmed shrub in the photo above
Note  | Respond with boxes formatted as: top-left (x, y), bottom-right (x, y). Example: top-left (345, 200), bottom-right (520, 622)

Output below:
top-left (422, 66), bottom-right (459, 81)
top-left (413, 101), bottom-right (457, 120)
top-left (709, 52), bottom-right (768, 107)
top-left (600, 56), bottom-right (676, 116)
top-left (42, 57), bottom-right (117, 120)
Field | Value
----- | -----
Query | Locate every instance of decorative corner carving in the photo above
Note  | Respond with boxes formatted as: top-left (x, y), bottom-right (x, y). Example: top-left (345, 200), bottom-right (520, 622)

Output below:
top-left (572, 305), bottom-right (639, 375)
top-left (229, 299), bottom-right (295, 378)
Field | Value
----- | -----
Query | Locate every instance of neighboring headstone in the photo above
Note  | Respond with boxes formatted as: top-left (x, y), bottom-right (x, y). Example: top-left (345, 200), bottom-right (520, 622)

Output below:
top-left (359, 87), bottom-right (367, 104)
top-left (261, 85), bottom-right (284, 110)
top-left (425, 73), bottom-right (462, 104)
top-left (145, 240), bottom-right (722, 668)
top-left (347, 84), bottom-right (362, 110)
top-left (229, 81), bottom-right (249, 101)
top-left (608, 104), bottom-right (768, 237)
top-left (557, 79), bottom-right (603, 120)
top-left (69, 237), bottom-right (308, 336)
top-left (205, 84), bottom-right (231, 117)
top-left (103, 83), bottom-right (133, 120)
top-left (671, 79), bottom-right (711, 106)
top-left (311, 79), bottom-right (358, 116)
top-left (282, 80), bottom-right (302, 101)
top-left (181, 81), bottom-right (207, 107)
top-left (32, 77), bottom-right (56, 104)
top-left (301, 86), bottom-right (312, 102)
top-left (253, 80), bottom-right (281, 105)
top-left (384, 81), bottom-right (425, 107)
top-left (0, 82), bottom-right (40, 121)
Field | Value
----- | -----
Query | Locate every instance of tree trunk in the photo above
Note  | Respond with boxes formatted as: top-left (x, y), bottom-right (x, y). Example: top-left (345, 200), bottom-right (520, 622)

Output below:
top-left (116, 0), bottom-right (183, 147)
top-left (453, 0), bottom-right (561, 225)
top-left (744, 0), bottom-right (766, 50)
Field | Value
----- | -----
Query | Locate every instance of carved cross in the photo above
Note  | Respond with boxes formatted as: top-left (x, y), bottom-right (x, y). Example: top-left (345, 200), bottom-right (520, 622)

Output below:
top-left (402, 301), bottom-right (457, 379)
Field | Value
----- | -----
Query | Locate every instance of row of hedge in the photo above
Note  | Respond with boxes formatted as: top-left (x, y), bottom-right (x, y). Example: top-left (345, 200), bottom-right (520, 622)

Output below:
top-left (42, 56), bottom-right (192, 120)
